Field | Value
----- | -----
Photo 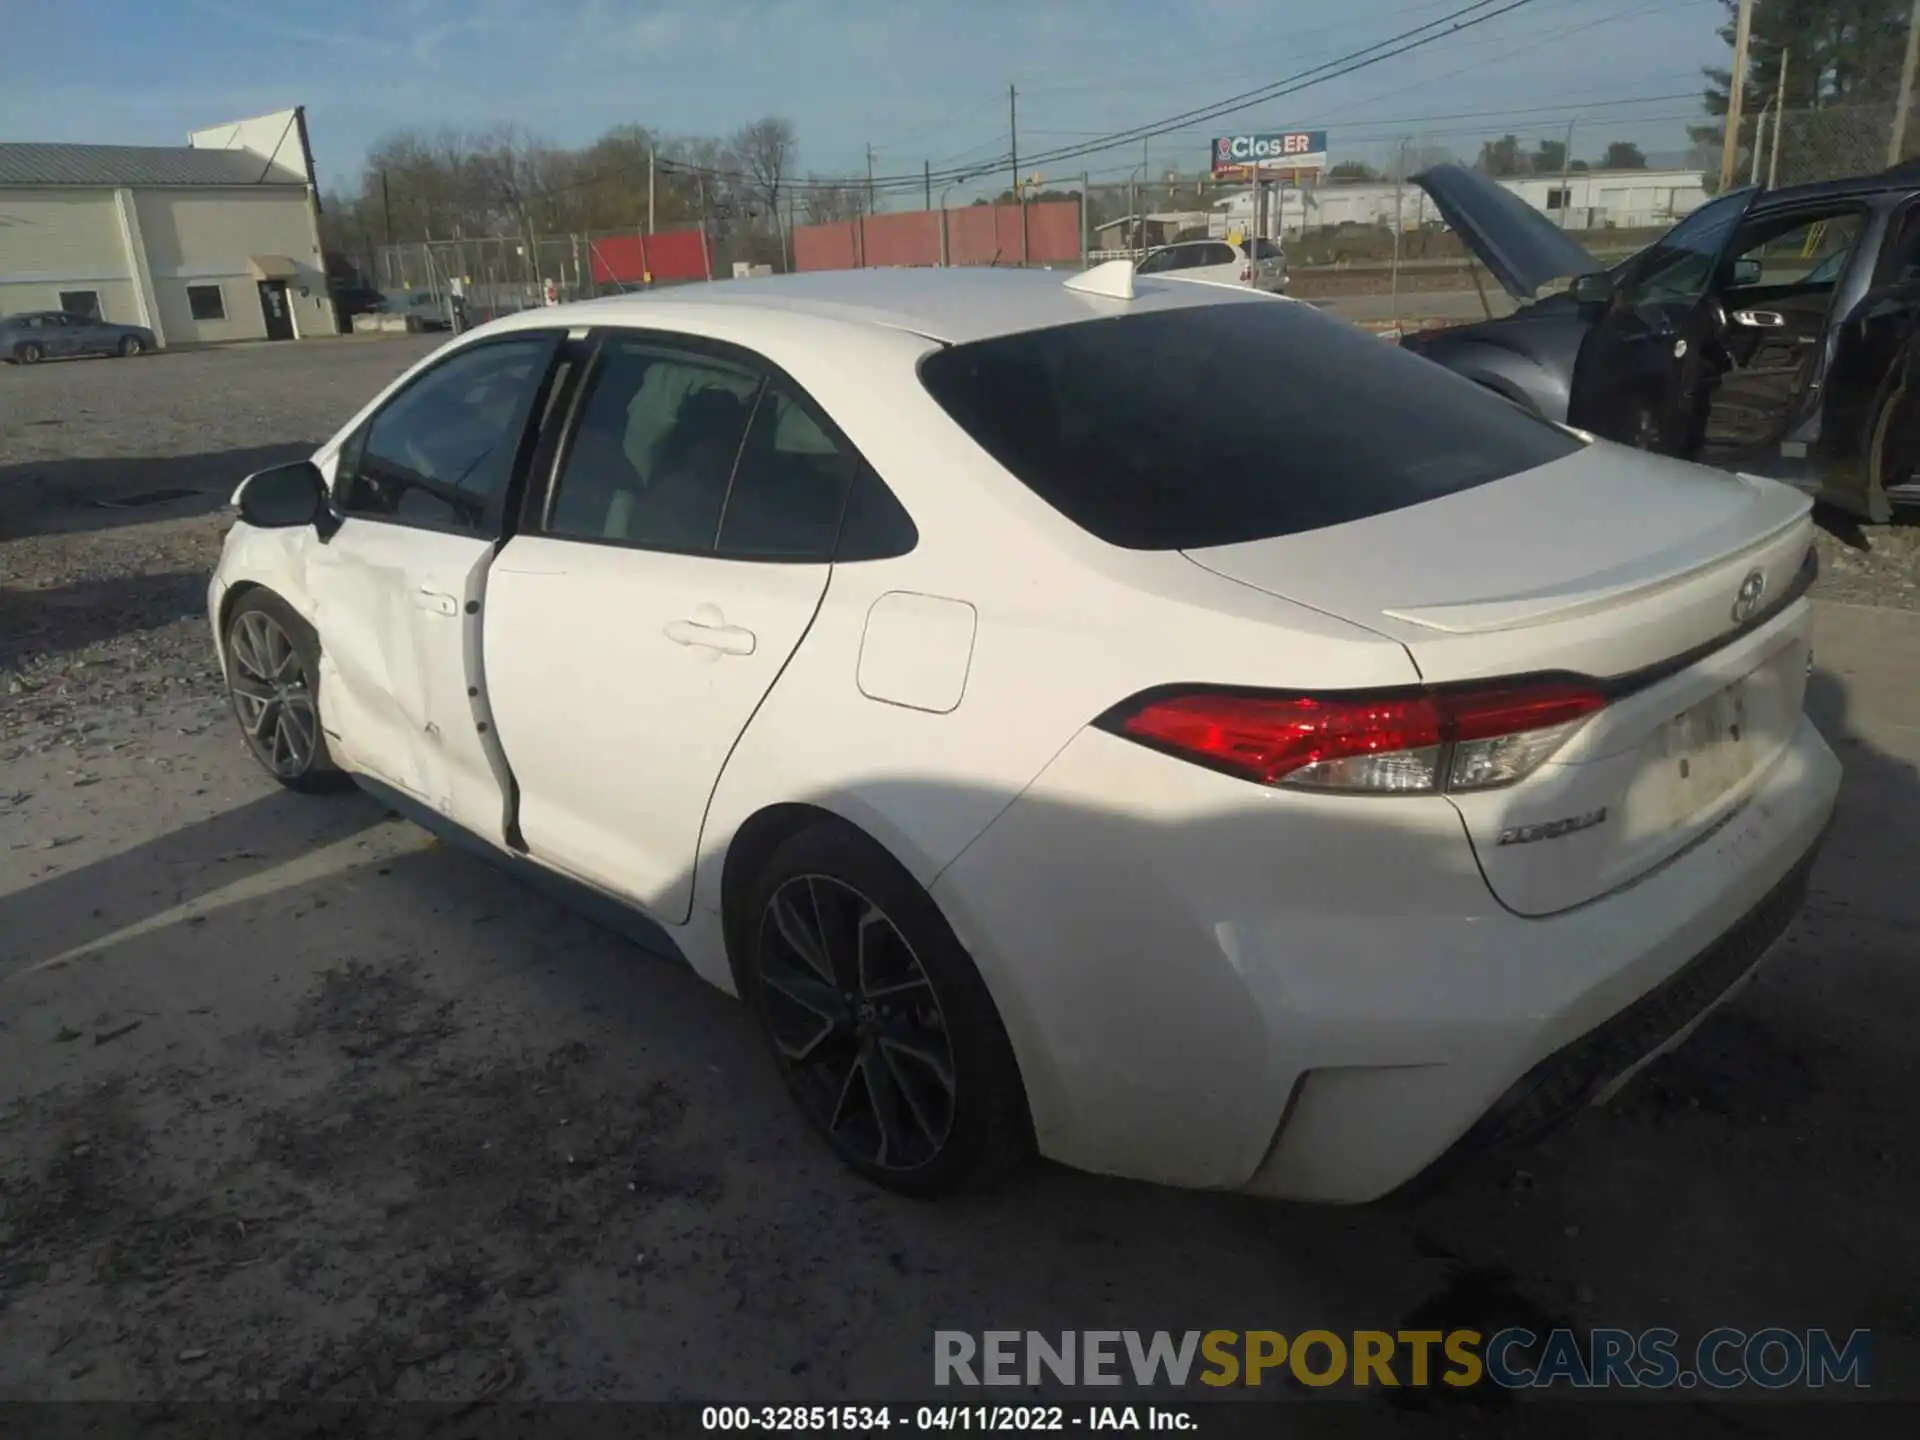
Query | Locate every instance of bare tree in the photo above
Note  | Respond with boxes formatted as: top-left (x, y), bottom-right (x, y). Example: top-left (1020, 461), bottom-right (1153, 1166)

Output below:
top-left (802, 177), bottom-right (863, 225)
top-left (733, 116), bottom-right (797, 238)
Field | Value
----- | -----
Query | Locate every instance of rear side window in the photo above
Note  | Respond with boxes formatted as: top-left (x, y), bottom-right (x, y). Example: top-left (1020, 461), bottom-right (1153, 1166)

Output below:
top-left (715, 383), bottom-right (858, 561)
top-left (546, 339), bottom-right (760, 552)
top-left (918, 301), bottom-right (1583, 550)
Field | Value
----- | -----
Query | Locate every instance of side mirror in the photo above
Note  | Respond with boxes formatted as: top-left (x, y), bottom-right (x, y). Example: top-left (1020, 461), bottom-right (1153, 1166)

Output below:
top-left (233, 460), bottom-right (326, 529)
top-left (1729, 255), bottom-right (1763, 287)
top-left (1569, 271), bottom-right (1614, 306)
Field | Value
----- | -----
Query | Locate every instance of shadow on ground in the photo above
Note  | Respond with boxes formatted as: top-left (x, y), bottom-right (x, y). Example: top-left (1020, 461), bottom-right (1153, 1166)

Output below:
top-left (0, 445), bottom-right (306, 542)
top-left (0, 569), bottom-right (216, 670)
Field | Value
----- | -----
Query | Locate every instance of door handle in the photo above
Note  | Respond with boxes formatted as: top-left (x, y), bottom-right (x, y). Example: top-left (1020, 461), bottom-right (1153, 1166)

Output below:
top-left (1733, 309), bottom-right (1786, 328)
top-left (416, 586), bottom-right (459, 616)
top-left (664, 616), bottom-right (757, 656)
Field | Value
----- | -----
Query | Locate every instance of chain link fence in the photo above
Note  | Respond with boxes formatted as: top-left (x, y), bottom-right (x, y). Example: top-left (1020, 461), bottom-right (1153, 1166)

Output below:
top-left (359, 228), bottom-right (728, 325)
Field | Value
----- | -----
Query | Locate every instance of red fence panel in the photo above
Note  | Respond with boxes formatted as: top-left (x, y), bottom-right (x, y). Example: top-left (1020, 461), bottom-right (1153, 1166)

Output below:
top-left (1024, 201), bottom-right (1082, 263)
top-left (993, 204), bottom-right (1030, 262)
top-left (794, 221), bottom-right (859, 272)
top-left (943, 205), bottom-right (1000, 265)
top-left (860, 211), bottom-right (941, 267)
top-left (791, 200), bottom-right (1085, 272)
top-left (647, 229), bottom-right (710, 281)
top-left (588, 230), bottom-right (710, 284)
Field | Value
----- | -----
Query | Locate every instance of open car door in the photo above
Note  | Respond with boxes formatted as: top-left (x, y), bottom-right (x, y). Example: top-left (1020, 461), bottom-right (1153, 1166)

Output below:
top-left (1567, 185), bottom-right (1761, 454)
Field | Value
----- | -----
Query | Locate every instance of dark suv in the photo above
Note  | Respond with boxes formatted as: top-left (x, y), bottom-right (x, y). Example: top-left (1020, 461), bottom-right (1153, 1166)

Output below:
top-left (1401, 160), bottom-right (1920, 521)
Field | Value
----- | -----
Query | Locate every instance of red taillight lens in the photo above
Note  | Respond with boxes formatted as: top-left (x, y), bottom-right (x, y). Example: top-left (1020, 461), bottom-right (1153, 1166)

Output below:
top-left (1104, 681), bottom-right (1606, 794)
top-left (1239, 266), bottom-right (1252, 282)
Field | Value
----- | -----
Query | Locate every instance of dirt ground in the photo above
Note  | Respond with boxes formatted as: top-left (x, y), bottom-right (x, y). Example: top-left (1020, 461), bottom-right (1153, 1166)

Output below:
top-left (4, 338), bottom-right (1920, 1422)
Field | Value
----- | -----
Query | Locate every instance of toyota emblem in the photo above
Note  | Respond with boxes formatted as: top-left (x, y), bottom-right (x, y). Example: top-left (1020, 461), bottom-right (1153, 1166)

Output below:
top-left (1731, 569), bottom-right (1767, 624)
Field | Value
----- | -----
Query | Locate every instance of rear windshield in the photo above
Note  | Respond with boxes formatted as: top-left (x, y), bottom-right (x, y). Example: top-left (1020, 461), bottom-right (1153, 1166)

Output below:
top-left (917, 300), bottom-right (1582, 550)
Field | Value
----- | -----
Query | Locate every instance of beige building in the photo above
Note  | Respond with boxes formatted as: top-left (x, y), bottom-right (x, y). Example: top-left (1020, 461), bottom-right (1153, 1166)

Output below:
top-left (0, 107), bottom-right (337, 347)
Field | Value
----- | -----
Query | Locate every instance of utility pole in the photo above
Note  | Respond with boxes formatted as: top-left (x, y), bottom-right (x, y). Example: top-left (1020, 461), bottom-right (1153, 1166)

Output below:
top-left (1391, 138), bottom-right (1407, 336)
top-left (1557, 117), bottom-right (1576, 228)
top-left (648, 148), bottom-right (656, 233)
top-left (1893, 0), bottom-right (1920, 167)
top-left (380, 169), bottom-right (393, 247)
top-left (866, 143), bottom-right (876, 215)
top-left (1080, 169), bottom-right (1090, 267)
top-left (924, 159), bottom-right (932, 212)
top-left (1009, 84), bottom-right (1019, 204)
top-left (696, 171), bottom-right (711, 280)
top-left (1769, 50), bottom-right (1789, 189)
top-left (1719, 0), bottom-right (1755, 191)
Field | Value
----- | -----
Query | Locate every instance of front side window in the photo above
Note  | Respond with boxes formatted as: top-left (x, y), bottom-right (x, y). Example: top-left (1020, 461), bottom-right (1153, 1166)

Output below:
top-left (545, 339), bottom-right (760, 552)
top-left (1629, 187), bottom-right (1756, 304)
top-left (340, 336), bottom-right (553, 532)
top-left (1727, 208), bottom-right (1866, 289)
top-left (919, 300), bottom-right (1582, 551)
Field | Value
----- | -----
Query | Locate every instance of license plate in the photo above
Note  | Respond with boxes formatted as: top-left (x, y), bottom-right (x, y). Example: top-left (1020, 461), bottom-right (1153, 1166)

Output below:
top-left (1664, 679), bottom-right (1753, 788)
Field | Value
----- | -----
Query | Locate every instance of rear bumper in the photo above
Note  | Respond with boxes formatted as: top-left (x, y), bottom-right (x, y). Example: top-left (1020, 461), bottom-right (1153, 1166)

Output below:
top-left (1400, 829), bottom-right (1823, 1193)
top-left (933, 713), bottom-right (1839, 1203)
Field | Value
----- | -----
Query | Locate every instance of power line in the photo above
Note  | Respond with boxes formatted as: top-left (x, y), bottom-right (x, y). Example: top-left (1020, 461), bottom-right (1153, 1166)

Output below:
top-left (660, 0), bottom-right (1542, 194)
top-left (1020, 90), bottom-right (1704, 140)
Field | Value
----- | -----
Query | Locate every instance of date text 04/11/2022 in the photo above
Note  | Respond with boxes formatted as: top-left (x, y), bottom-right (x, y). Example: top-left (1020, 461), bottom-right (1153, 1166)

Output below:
top-left (699, 1405), bottom-right (1195, 1432)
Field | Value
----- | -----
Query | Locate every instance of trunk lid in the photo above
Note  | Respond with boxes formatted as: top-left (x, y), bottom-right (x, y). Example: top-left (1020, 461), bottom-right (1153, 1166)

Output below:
top-left (1184, 446), bottom-right (1818, 915)
top-left (1410, 163), bottom-right (1606, 301)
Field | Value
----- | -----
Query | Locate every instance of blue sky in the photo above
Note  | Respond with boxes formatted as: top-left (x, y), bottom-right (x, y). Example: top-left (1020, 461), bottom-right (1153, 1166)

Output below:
top-left (0, 0), bottom-right (1730, 197)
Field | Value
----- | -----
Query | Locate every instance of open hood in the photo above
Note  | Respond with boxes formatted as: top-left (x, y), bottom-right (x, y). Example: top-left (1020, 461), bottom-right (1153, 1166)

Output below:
top-left (1410, 163), bottom-right (1606, 302)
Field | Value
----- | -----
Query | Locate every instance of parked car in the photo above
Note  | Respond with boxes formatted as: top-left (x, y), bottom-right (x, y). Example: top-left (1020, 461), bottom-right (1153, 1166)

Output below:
top-left (1135, 236), bottom-right (1288, 292)
top-left (1399, 160), bottom-right (1920, 521)
top-left (377, 289), bottom-right (453, 332)
top-left (1, 310), bottom-right (156, 363)
top-left (209, 265), bottom-right (1837, 1202)
top-left (330, 283), bottom-right (385, 323)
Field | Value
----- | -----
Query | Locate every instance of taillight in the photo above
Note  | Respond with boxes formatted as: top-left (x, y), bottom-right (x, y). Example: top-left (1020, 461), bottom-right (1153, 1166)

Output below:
top-left (1098, 680), bottom-right (1606, 794)
top-left (1239, 265), bottom-right (1252, 282)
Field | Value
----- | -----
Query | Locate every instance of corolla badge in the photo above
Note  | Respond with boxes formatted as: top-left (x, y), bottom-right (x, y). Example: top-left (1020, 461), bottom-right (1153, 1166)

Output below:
top-left (1731, 569), bottom-right (1767, 624)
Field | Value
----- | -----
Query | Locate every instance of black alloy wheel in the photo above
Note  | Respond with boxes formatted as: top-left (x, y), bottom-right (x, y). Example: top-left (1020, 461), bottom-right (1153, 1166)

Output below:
top-left (739, 822), bottom-right (1031, 1195)
top-left (224, 592), bottom-right (351, 793)
top-left (757, 873), bottom-right (958, 1173)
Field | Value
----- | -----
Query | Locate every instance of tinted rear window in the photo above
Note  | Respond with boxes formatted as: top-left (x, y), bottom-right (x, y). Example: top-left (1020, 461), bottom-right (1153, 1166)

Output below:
top-left (918, 301), bottom-right (1583, 550)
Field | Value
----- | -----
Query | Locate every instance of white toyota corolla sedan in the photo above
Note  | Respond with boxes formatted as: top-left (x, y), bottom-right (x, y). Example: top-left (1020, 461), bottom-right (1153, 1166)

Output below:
top-left (208, 264), bottom-right (1839, 1203)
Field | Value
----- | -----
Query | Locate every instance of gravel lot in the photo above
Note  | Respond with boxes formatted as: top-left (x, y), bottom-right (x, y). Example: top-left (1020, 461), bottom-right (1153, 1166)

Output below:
top-left (3, 338), bottom-right (1920, 1423)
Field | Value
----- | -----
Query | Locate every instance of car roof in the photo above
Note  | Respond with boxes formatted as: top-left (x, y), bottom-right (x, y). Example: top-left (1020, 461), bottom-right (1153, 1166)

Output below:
top-left (520, 266), bottom-right (1279, 345)
top-left (1762, 164), bottom-right (1920, 207)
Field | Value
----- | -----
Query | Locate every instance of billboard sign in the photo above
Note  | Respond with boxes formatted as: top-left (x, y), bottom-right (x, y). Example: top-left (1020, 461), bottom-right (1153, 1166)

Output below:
top-left (1211, 131), bottom-right (1328, 179)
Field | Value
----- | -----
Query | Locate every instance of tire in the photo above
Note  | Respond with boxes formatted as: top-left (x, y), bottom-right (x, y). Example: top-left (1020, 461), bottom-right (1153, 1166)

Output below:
top-left (16, 341), bottom-right (43, 365)
top-left (118, 334), bottom-right (144, 358)
top-left (737, 821), bottom-right (1032, 1196)
top-left (223, 589), bottom-right (353, 794)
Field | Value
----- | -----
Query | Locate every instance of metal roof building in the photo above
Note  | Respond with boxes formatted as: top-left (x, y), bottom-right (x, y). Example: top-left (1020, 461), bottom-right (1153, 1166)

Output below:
top-left (0, 108), bottom-right (337, 350)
